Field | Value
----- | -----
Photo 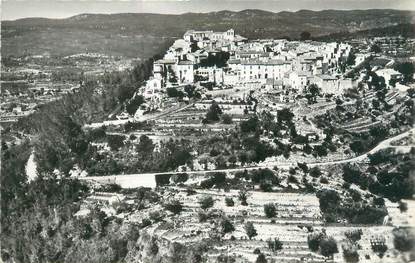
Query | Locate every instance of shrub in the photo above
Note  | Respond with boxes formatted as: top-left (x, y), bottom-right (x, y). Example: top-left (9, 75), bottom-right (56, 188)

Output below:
top-left (256, 253), bottom-right (267, 263)
top-left (253, 248), bottom-right (261, 254)
top-left (107, 134), bottom-right (125, 151)
top-left (244, 222), bottom-right (257, 240)
top-left (342, 243), bottom-right (359, 263)
top-left (309, 167), bottom-right (322, 178)
top-left (198, 211), bottom-right (208, 222)
top-left (220, 217), bottom-right (235, 234)
top-left (141, 218), bottom-right (152, 227)
top-left (320, 237), bottom-right (338, 257)
top-left (238, 190), bottom-right (248, 206)
top-left (155, 173), bottom-right (171, 186)
top-left (307, 231), bottom-right (325, 252)
top-left (149, 211), bottom-right (163, 222)
top-left (393, 228), bottom-right (415, 252)
top-left (345, 229), bottom-right (362, 242)
top-left (264, 203), bottom-right (276, 218)
top-left (398, 201), bottom-right (408, 213)
top-left (320, 177), bottom-right (329, 184)
top-left (267, 238), bottom-right (283, 252)
top-left (225, 197), bottom-right (235, 207)
top-left (149, 239), bottom-right (159, 255)
top-left (164, 199), bottom-right (183, 214)
top-left (199, 196), bottom-right (214, 210)
top-left (171, 173), bottom-right (189, 184)
top-left (222, 114), bottom-right (233, 124)
top-left (371, 242), bottom-right (387, 256)
top-left (288, 175), bottom-right (298, 184)
top-left (260, 181), bottom-right (273, 192)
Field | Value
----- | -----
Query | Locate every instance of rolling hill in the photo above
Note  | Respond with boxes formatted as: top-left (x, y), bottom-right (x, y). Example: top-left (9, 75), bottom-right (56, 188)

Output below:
top-left (2, 9), bottom-right (414, 58)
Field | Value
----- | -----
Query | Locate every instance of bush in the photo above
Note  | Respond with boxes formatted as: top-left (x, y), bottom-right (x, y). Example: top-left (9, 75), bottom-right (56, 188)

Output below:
top-left (220, 217), bottom-right (235, 234)
top-left (253, 248), bottom-right (261, 254)
top-left (345, 229), bottom-right (362, 242)
top-left (222, 114), bottom-right (233, 124)
top-left (307, 231), bottom-right (325, 252)
top-left (309, 167), bottom-right (322, 178)
top-left (393, 228), bottom-right (415, 252)
top-left (107, 134), bottom-right (125, 151)
top-left (244, 222), bottom-right (257, 240)
top-left (264, 203), bottom-right (276, 218)
top-left (371, 242), bottom-right (387, 256)
top-left (164, 199), bottom-right (183, 214)
top-left (198, 211), bottom-right (209, 222)
top-left (256, 253), bottom-right (267, 263)
top-left (260, 181), bottom-right (273, 192)
top-left (288, 175), bottom-right (299, 184)
top-left (199, 196), bottom-right (214, 210)
top-left (320, 237), bottom-right (338, 257)
top-left (238, 190), bottom-right (248, 206)
top-left (155, 173), bottom-right (172, 186)
top-left (141, 218), bottom-right (152, 227)
top-left (398, 201), bottom-right (408, 212)
top-left (171, 173), bottom-right (189, 184)
top-left (267, 238), bottom-right (283, 252)
top-left (342, 243), bottom-right (359, 263)
top-left (225, 197), bottom-right (234, 207)
top-left (149, 211), bottom-right (163, 222)
top-left (342, 164), bottom-right (362, 185)
top-left (317, 189), bottom-right (340, 212)
top-left (320, 177), bottom-right (329, 184)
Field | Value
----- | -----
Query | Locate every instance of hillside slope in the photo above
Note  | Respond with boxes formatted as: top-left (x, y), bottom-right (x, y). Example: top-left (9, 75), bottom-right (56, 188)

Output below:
top-left (2, 9), bottom-right (414, 58)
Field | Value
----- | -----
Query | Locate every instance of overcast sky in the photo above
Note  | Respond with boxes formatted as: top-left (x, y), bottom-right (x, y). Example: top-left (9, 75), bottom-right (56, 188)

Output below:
top-left (2, 0), bottom-right (414, 21)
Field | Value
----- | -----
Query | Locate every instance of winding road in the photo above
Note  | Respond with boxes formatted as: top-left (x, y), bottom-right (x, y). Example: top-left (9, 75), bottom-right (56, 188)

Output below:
top-left (79, 128), bottom-right (414, 188)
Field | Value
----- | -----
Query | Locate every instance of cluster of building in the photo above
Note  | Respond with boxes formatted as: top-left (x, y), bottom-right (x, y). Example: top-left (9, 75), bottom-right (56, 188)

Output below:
top-left (140, 29), bottom-right (357, 105)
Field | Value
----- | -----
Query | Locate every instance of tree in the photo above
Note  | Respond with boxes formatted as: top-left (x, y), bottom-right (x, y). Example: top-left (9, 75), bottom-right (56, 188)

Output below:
top-left (298, 162), bottom-right (309, 174)
top-left (342, 164), bottom-right (361, 184)
top-left (225, 197), bottom-right (234, 207)
top-left (300, 31), bottom-right (311, 40)
top-left (394, 62), bottom-right (414, 83)
top-left (317, 189), bottom-right (340, 212)
top-left (164, 200), bottom-right (183, 215)
top-left (220, 217), bottom-right (235, 234)
top-left (320, 237), bottom-right (338, 257)
top-left (222, 114), bottom-right (233, 124)
top-left (346, 52), bottom-right (356, 66)
top-left (199, 196), bottom-right (214, 210)
top-left (393, 228), bottom-right (415, 252)
top-left (308, 232), bottom-right (325, 251)
top-left (277, 108), bottom-right (294, 124)
top-left (267, 238), bottom-right (283, 252)
top-left (370, 44), bottom-right (381, 53)
top-left (107, 134), bottom-right (125, 151)
top-left (244, 222), bottom-right (258, 240)
top-left (166, 87), bottom-right (183, 98)
top-left (126, 95), bottom-right (144, 115)
top-left (264, 203), bottom-right (276, 218)
top-left (256, 253), bottom-right (267, 263)
top-left (238, 189), bottom-right (248, 206)
top-left (309, 167), bottom-right (322, 178)
top-left (137, 135), bottom-right (154, 153)
top-left (204, 101), bottom-right (222, 123)
top-left (240, 116), bottom-right (259, 133)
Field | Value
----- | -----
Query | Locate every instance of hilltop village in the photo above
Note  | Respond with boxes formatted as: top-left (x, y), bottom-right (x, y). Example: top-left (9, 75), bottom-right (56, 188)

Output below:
top-left (137, 29), bottom-right (355, 115)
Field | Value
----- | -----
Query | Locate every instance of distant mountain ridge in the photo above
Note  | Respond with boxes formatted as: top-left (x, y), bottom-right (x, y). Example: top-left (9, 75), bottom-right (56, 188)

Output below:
top-left (2, 9), bottom-right (414, 58)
